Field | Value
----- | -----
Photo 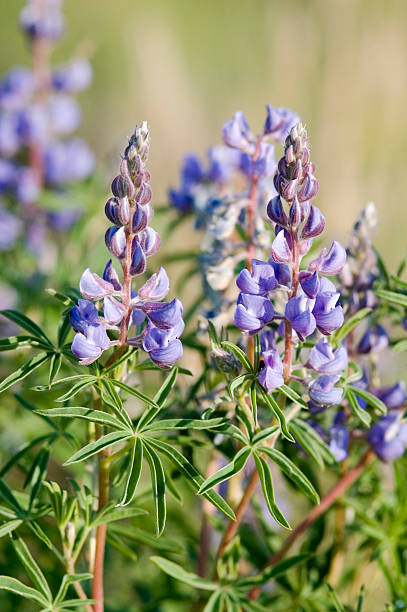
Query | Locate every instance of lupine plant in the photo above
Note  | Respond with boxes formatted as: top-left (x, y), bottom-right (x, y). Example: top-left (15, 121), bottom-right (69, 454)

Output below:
top-left (0, 0), bottom-right (94, 331)
top-left (1, 62), bottom-right (407, 612)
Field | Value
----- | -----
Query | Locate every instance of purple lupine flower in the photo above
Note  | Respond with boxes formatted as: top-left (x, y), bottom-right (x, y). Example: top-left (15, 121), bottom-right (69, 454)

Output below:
top-left (285, 296), bottom-right (316, 340)
top-left (207, 145), bottom-right (242, 184)
top-left (309, 374), bottom-right (343, 405)
top-left (370, 382), bottom-right (406, 410)
top-left (309, 241), bottom-right (347, 276)
top-left (48, 95), bottom-right (81, 135)
top-left (299, 270), bottom-right (320, 298)
top-left (234, 293), bottom-right (274, 334)
top-left (329, 411), bottom-right (349, 462)
top-left (258, 349), bottom-right (284, 392)
top-left (45, 139), bottom-right (95, 185)
top-left (357, 324), bottom-right (389, 354)
top-left (46, 207), bottom-right (82, 232)
top-left (271, 229), bottom-right (293, 263)
top-left (52, 59), bottom-right (93, 93)
top-left (69, 299), bottom-right (99, 333)
top-left (308, 338), bottom-right (348, 374)
top-left (71, 324), bottom-right (110, 366)
top-left (168, 154), bottom-right (204, 213)
top-left (222, 111), bottom-right (255, 154)
top-left (236, 260), bottom-right (276, 296)
top-left (312, 278), bottom-right (344, 335)
top-left (369, 412), bottom-right (407, 461)
top-left (0, 67), bottom-right (34, 112)
top-left (263, 105), bottom-right (301, 143)
top-left (70, 122), bottom-right (184, 369)
top-left (20, 0), bottom-right (65, 40)
top-left (0, 207), bottom-right (22, 250)
top-left (268, 257), bottom-right (291, 287)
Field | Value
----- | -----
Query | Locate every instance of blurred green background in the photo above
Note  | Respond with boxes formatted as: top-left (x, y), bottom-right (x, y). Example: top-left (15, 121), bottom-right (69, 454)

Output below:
top-left (1, 0), bottom-right (406, 267)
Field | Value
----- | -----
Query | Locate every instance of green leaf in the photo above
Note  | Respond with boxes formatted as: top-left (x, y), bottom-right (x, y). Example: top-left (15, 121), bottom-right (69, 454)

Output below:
top-left (0, 310), bottom-right (52, 344)
top-left (0, 335), bottom-right (48, 352)
top-left (144, 418), bottom-right (226, 432)
top-left (198, 447), bottom-right (251, 495)
top-left (28, 447), bottom-right (50, 510)
top-left (238, 553), bottom-right (311, 587)
top-left (253, 334), bottom-right (261, 372)
top-left (222, 341), bottom-right (253, 372)
top-left (229, 373), bottom-right (253, 397)
top-left (203, 591), bottom-right (223, 611)
top-left (253, 453), bottom-right (290, 529)
top-left (103, 346), bottom-right (134, 373)
top-left (333, 308), bottom-right (372, 343)
top-left (57, 315), bottom-right (72, 347)
top-left (393, 339), bottom-right (407, 353)
top-left (153, 367), bottom-right (178, 406)
top-left (0, 352), bottom-right (50, 394)
top-left (55, 377), bottom-right (96, 402)
top-left (111, 379), bottom-right (159, 409)
top-left (356, 585), bottom-right (366, 612)
top-left (119, 437), bottom-right (143, 506)
top-left (64, 431), bottom-right (132, 465)
top-left (48, 353), bottom-right (62, 387)
top-left (0, 519), bottom-right (22, 538)
top-left (110, 524), bottom-right (182, 553)
top-left (279, 384), bottom-right (308, 409)
top-left (259, 447), bottom-right (319, 504)
top-left (345, 387), bottom-right (372, 427)
top-left (259, 386), bottom-right (294, 442)
top-left (37, 407), bottom-right (130, 431)
top-left (250, 384), bottom-right (258, 426)
top-left (0, 576), bottom-right (48, 606)
top-left (351, 387), bottom-right (387, 415)
top-left (99, 377), bottom-right (134, 430)
top-left (151, 556), bottom-right (216, 590)
top-left (54, 573), bottom-right (92, 604)
top-left (237, 599), bottom-right (270, 612)
top-left (46, 288), bottom-right (76, 307)
top-left (12, 537), bottom-right (52, 601)
top-left (147, 438), bottom-right (235, 520)
top-left (290, 419), bottom-right (335, 467)
top-left (0, 480), bottom-right (24, 515)
top-left (376, 289), bottom-right (407, 308)
top-left (327, 584), bottom-right (346, 612)
top-left (144, 445), bottom-right (166, 536)
top-left (91, 504), bottom-right (147, 527)
top-left (0, 434), bottom-right (56, 477)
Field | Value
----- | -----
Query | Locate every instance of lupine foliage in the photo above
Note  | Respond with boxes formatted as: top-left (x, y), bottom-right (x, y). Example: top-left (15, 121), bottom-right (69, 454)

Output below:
top-left (1, 5), bottom-right (407, 612)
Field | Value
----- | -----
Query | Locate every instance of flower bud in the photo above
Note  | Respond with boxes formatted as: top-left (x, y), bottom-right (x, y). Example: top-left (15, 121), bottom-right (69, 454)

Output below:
top-left (267, 195), bottom-right (288, 226)
top-left (280, 178), bottom-right (298, 202)
top-left (132, 203), bottom-right (149, 233)
top-left (118, 197), bottom-right (130, 224)
top-left (292, 159), bottom-right (302, 180)
top-left (130, 242), bottom-right (146, 276)
top-left (111, 173), bottom-right (135, 199)
top-left (105, 197), bottom-right (120, 224)
top-left (301, 205), bottom-right (325, 239)
top-left (297, 172), bottom-right (318, 203)
top-left (285, 144), bottom-right (295, 164)
top-left (289, 197), bottom-right (302, 228)
top-left (139, 227), bottom-right (161, 257)
top-left (136, 182), bottom-right (152, 206)
top-left (105, 225), bottom-right (126, 258)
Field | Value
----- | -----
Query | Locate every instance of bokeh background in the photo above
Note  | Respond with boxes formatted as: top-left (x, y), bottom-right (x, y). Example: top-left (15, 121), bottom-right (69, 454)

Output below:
top-left (1, 0), bottom-right (406, 267)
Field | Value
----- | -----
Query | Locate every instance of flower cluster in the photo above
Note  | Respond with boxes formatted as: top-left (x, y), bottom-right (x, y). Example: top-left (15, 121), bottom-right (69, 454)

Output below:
top-left (0, 0), bottom-right (94, 264)
top-left (234, 123), bottom-right (346, 395)
top-left (70, 123), bottom-right (184, 369)
top-left (169, 105), bottom-right (300, 330)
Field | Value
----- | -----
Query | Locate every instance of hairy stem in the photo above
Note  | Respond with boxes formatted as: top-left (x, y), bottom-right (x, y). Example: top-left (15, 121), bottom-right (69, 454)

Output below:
top-left (92, 441), bottom-right (110, 612)
top-left (249, 449), bottom-right (375, 600)
top-left (283, 237), bottom-right (299, 382)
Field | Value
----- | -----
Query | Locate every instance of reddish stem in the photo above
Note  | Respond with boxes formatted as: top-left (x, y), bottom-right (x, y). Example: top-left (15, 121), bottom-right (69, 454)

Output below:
top-left (248, 449), bottom-right (375, 600)
top-left (282, 236), bottom-right (299, 381)
top-left (92, 447), bottom-right (110, 612)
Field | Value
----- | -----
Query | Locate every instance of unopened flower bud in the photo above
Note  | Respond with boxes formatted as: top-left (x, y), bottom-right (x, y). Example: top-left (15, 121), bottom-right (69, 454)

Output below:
top-left (111, 173), bottom-right (135, 199)
top-left (130, 242), bottom-right (146, 275)
top-left (297, 172), bottom-right (318, 203)
top-left (301, 205), bottom-right (325, 239)
top-left (267, 195), bottom-right (288, 226)
top-left (136, 182), bottom-right (152, 206)
top-left (289, 197), bottom-right (302, 228)
top-left (132, 203), bottom-right (149, 233)
top-left (139, 227), bottom-right (161, 257)
top-left (105, 225), bottom-right (126, 258)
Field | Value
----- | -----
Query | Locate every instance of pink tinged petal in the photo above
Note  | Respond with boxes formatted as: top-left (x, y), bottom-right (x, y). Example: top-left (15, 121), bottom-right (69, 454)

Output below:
top-left (79, 268), bottom-right (114, 300)
top-left (137, 266), bottom-right (169, 301)
top-left (272, 230), bottom-right (292, 263)
top-left (103, 296), bottom-right (125, 325)
top-left (319, 241), bottom-right (347, 275)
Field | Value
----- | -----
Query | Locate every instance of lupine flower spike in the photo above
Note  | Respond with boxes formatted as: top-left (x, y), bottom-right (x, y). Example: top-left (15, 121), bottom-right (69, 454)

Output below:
top-left (70, 123), bottom-right (184, 369)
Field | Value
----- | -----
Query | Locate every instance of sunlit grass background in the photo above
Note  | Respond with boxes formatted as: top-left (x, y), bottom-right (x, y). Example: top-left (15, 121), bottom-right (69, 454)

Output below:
top-left (1, 1), bottom-right (407, 608)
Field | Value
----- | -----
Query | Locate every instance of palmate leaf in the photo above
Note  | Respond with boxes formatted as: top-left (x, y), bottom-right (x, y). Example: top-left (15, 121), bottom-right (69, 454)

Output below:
top-left (222, 341), bottom-right (253, 372)
top-left (147, 438), bottom-right (235, 520)
top-left (376, 289), bottom-right (407, 308)
top-left (237, 553), bottom-right (311, 587)
top-left (64, 431), bottom-right (132, 465)
top-left (0, 480), bottom-right (24, 516)
top-left (0, 576), bottom-right (47, 606)
top-left (143, 417), bottom-right (226, 433)
top-left (0, 309), bottom-right (52, 344)
top-left (118, 437), bottom-right (143, 506)
top-left (48, 353), bottom-right (62, 387)
top-left (203, 590), bottom-right (223, 611)
top-left (253, 453), bottom-right (290, 529)
top-left (144, 444), bottom-right (166, 536)
top-left (0, 335), bottom-right (49, 352)
top-left (137, 368), bottom-right (179, 432)
top-left (111, 379), bottom-right (159, 409)
top-left (259, 446), bottom-right (319, 504)
top-left (37, 407), bottom-right (130, 431)
top-left (151, 556), bottom-right (216, 591)
top-left (91, 504), bottom-right (147, 527)
top-left (0, 519), bottom-right (23, 538)
top-left (110, 523), bottom-right (182, 553)
top-left (0, 433), bottom-right (56, 478)
top-left (198, 447), bottom-right (252, 495)
top-left (327, 584), bottom-right (346, 612)
top-left (279, 384), bottom-right (308, 409)
top-left (0, 352), bottom-right (50, 394)
top-left (27, 447), bottom-right (50, 511)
